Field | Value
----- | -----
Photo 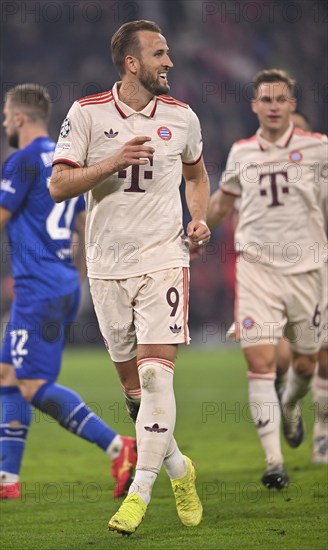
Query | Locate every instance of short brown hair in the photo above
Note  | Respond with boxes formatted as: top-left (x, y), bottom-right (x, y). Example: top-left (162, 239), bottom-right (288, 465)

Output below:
top-left (111, 20), bottom-right (162, 76)
top-left (253, 69), bottom-right (295, 96)
top-left (5, 83), bottom-right (51, 123)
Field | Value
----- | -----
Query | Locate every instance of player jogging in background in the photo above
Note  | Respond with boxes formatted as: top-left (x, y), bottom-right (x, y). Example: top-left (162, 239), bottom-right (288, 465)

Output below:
top-left (0, 84), bottom-right (137, 500)
top-left (50, 20), bottom-right (210, 535)
top-left (226, 110), bottom-right (328, 465)
top-left (207, 69), bottom-right (327, 488)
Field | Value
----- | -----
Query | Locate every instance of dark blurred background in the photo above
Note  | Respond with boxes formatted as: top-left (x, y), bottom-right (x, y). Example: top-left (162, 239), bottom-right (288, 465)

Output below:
top-left (1, 0), bottom-right (327, 346)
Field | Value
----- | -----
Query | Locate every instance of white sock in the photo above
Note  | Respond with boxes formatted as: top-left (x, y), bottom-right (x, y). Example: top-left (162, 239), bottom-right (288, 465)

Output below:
top-left (0, 471), bottom-right (19, 484)
top-left (163, 438), bottom-right (187, 480)
top-left (128, 439), bottom-right (188, 503)
top-left (122, 385), bottom-right (186, 479)
top-left (248, 373), bottom-right (283, 465)
top-left (312, 373), bottom-right (328, 441)
top-left (136, 359), bottom-right (176, 474)
top-left (105, 435), bottom-right (123, 460)
top-left (128, 470), bottom-right (157, 504)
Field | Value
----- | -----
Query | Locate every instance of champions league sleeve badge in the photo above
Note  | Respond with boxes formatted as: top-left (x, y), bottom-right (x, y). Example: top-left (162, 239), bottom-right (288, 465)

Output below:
top-left (60, 117), bottom-right (71, 138)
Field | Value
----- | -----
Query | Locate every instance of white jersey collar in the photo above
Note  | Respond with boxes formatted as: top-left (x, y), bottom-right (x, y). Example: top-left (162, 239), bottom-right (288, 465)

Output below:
top-left (257, 121), bottom-right (294, 150)
top-left (112, 82), bottom-right (157, 119)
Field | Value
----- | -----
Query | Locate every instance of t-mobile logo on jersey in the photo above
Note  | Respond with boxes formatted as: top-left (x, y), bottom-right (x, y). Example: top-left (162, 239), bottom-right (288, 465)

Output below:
top-left (259, 171), bottom-right (289, 207)
top-left (118, 159), bottom-right (154, 193)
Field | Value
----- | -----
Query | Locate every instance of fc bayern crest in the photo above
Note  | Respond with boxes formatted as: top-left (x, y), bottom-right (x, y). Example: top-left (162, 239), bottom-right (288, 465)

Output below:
top-left (242, 317), bottom-right (254, 330)
top-left (157, 126), bottom-right (172, 140)
top-left (289, 150), bottom-right (303, 162)
top-left (60, 117), bottom-right (71, 138)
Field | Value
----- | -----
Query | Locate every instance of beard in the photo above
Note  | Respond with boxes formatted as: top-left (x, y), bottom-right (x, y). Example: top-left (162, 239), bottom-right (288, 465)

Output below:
top-left (8, 131), bottom-right (19, 149)
top-left (139, 63), bottom-right (170, 96)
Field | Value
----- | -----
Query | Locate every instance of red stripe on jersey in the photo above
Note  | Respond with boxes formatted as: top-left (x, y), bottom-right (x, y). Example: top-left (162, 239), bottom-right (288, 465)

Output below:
top-left (137, 358), bottom-right (175, 371)
top-left (221, 188), bottom-right (241, 198)
top-left (293, 127), bottom-right (325, 140)
top-left (157, 99), bottom-right (188, 109)
top-left (182, 267), bottom-right (189, 344)
top-left (77, 90), bottom-right (112, 103)
top-left (159, 94), bottom-right (188, 108)
top-left (52, 158), bottom-right (80, 168)
top-left (78, 92), bottom-right (113, 105)
top-left (114, 101), bottom-right (127, 119)
top-left (149, 101), bottom-right (157, 118)
top-left (78, 91), bottom-right (112, 103)
top-left (182, 153), bottom-right (202, 166)
top-left (79, 97), bottom-right (114, 107)
top-left (158, 97), bottom-right (186, 106)
top-left (157, 96), bottom-right (189, 109)
top-left (78, 93), bottom-right (112, 104)
top-left (235, 135), bottom-right (257, 145)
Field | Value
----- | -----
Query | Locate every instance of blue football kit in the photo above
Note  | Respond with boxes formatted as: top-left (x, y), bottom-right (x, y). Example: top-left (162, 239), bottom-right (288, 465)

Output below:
top-left (0, 137), bottom-right (84, 381)
top-left (0, 136), bottom-right (120, 483)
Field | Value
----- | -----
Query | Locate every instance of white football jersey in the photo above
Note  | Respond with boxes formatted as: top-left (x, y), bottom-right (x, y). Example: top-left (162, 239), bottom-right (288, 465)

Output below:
top-left (220, 123), bottom-right (328, 273)
top-left (53, 83), bottom-right (203, 278)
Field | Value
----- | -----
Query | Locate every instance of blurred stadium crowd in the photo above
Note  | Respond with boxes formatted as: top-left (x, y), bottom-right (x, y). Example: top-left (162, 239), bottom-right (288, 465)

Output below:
top-left (1, 0), bottom-right (327, 344)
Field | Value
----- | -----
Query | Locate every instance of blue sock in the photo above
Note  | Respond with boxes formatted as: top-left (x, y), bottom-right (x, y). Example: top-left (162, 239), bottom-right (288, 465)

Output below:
top-left (0, 386), bottom-right (32, 476)
top-left (31, 383), bottom-right (117, 451)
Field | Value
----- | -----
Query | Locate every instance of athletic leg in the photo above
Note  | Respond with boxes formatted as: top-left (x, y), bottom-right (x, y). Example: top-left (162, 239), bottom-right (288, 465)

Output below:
top-left (244, 344), bottom-right (288, 489)
top-left (0, 362), bottom-right (31, 499)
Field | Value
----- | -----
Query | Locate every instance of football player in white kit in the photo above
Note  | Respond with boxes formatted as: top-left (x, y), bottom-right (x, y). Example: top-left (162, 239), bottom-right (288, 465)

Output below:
top-left (208, 69), bottom-right (327, 488)
top-left (50, 20), bottom-right (211, 535)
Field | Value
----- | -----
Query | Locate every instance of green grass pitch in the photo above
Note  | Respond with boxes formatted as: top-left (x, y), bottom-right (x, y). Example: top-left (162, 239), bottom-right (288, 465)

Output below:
top-left (1, 348), bottom-right (327, 550)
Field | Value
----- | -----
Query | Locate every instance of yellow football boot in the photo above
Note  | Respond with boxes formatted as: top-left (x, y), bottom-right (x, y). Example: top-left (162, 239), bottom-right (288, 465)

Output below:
top-left (171, 456), bottom-right (203, 526)
top-left (108, 493), bottom-right (147, 535)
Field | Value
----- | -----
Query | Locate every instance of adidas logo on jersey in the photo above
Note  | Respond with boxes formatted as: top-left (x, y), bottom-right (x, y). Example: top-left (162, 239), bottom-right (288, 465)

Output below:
top-left (170, 323), bottom-right (182, 334)
top-left (104, 129), bottom-right (118, 138)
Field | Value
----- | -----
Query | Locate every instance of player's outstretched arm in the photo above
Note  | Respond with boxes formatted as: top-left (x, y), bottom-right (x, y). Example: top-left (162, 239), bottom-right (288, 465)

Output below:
top-left (49, 136), bottom-right (154, 202)
top-left (207, 189), bottom-right (235, 230)
top-left (184, 158), bottom-right (211, 246)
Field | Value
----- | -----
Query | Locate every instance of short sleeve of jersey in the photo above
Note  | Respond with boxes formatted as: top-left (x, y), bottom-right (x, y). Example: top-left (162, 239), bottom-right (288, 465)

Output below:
top-left (181, 108), bottom-right (203, 165)
top-left (219, 144), bottom-right (242, 197)
top-left (52, 101), bottom-right (90, 168)
top-left (0, 151), bottom-right (37, 213)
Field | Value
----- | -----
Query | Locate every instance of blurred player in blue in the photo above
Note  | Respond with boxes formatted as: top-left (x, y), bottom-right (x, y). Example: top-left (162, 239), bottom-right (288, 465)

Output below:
top-left (0, 84), bottom-right (137, 499)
